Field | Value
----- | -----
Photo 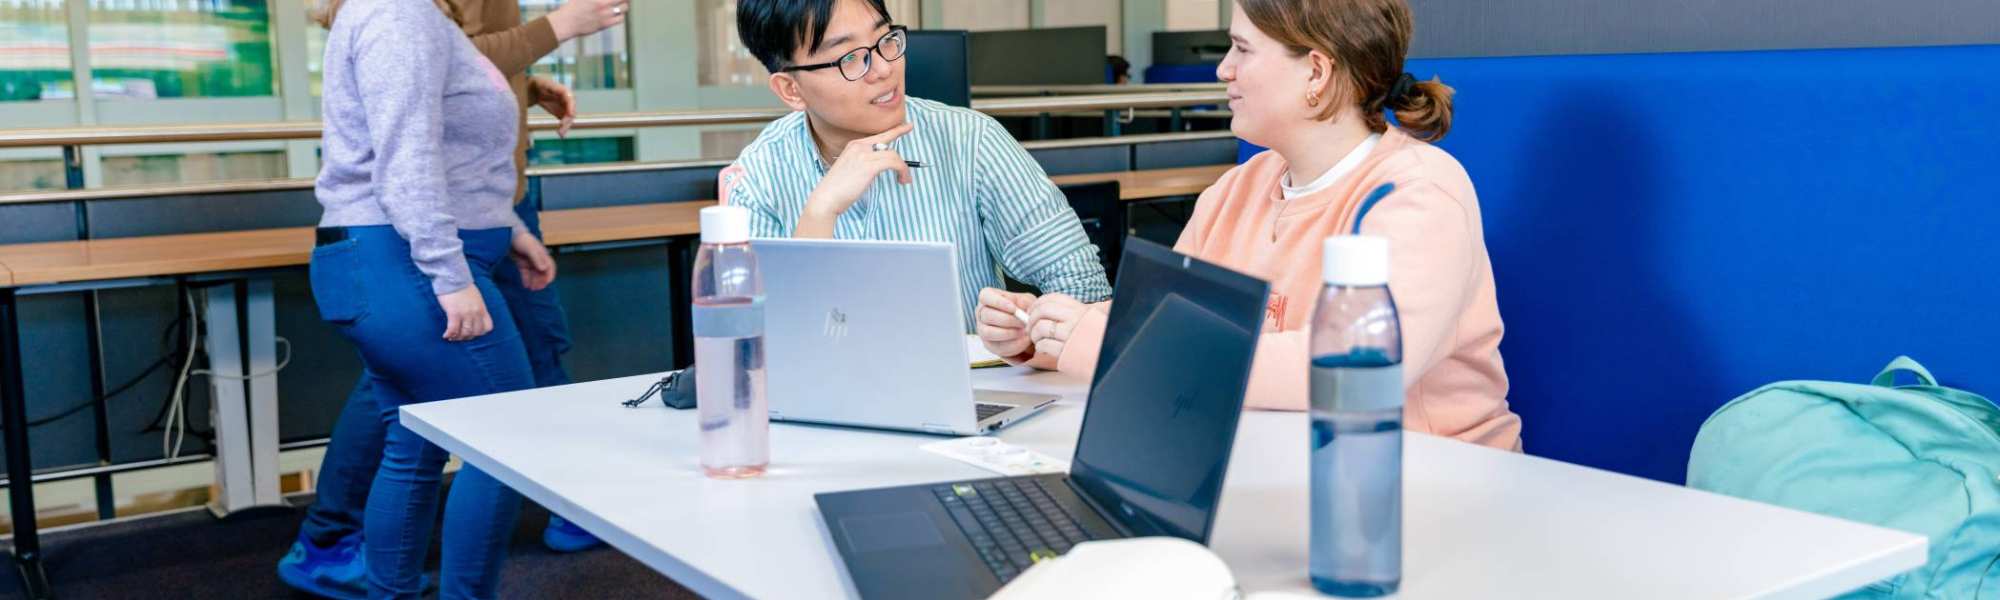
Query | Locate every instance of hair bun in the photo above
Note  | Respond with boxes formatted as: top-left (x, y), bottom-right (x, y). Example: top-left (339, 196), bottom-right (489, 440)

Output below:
top-left (1385, 73), bottom-right (1418, 107)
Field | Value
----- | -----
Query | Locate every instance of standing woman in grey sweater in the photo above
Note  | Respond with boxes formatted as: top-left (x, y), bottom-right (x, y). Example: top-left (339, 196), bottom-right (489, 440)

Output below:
top-left (308, 0), bottom-right (548, 596)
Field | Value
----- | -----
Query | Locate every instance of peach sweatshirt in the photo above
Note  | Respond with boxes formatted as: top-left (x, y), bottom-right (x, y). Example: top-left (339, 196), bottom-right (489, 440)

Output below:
top-left (1053, 129), bottom-right (1522, 450)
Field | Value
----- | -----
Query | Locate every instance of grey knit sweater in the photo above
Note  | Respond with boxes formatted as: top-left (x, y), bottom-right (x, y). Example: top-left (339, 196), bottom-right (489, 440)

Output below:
top-left (315, 0), bottom-right (524, 295)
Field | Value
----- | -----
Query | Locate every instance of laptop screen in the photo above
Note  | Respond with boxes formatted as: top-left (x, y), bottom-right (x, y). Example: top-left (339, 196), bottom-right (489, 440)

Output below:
top-left (1067, 238), bottom-right (1270, 543)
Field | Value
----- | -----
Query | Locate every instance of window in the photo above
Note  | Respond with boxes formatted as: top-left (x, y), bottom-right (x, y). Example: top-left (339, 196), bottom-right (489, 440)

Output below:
top-left (0, 159), bottom-right (67, 192)
top-left (528, 136), bottom-right (634, 166)
top-left (305, 2), bottom-right (327, 98)
top-left (88, 0), bottom-right (277, 99)
top-left (518, 0), bottom-right (630, 90)
top-left (100, 150), bottom-right (288, 187)
top-left (700, 128), bottom-right (760, 161)
top-left (696, 0), bottom-right (768, 87)
top-left (0, 0), bottom-right (73, 102)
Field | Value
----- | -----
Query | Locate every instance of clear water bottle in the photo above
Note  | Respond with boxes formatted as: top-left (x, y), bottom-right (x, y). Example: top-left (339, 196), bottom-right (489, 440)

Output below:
top-left (692, 206), bottom-right (768, 479)
top-left (1307, 235), bottom-right (1403, 597)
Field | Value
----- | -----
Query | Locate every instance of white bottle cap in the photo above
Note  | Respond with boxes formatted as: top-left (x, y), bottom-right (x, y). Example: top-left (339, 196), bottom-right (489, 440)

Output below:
top-left (700, 205), bottom-right (751, 244)
top-left (1323, 235), bottom-right (1389, 286)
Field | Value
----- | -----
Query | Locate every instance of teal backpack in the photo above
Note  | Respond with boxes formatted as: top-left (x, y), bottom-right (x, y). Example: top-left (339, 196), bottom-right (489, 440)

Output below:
top-left (1688, 357), bottom-right (2000, 598)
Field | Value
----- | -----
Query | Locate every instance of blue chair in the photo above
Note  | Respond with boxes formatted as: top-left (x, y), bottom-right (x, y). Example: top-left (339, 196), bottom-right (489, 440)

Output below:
top-left (1237, 139), bottom-right (1265, 163)
top-left (1391, 46), bottom-right (2000, 483)
top-left (1144, 63), bottom-right (1220, 84)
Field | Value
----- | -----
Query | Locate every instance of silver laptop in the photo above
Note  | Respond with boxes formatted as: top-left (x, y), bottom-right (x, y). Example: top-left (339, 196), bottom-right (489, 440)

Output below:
top-left (752, 238), bottom-right (1059, 435)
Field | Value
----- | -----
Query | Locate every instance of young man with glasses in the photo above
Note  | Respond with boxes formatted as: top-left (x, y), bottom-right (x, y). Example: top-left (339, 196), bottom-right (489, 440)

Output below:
top-left (726, 0), bottom-right (1111, 366)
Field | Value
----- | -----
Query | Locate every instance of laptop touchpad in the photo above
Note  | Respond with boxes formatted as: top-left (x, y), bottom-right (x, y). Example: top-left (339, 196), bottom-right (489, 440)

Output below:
top-left (840, 513), bottom-right (945, 552)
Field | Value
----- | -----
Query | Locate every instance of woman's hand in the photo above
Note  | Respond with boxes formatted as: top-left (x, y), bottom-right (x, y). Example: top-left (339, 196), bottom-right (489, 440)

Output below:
top-left (437, 286), bottom-right (493, 341)
top-left (1026, 293), bottom-right (1090, 362)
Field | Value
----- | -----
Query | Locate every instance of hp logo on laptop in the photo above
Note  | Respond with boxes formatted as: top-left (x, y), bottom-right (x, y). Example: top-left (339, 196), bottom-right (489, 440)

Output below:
top-left (823, 308), bottom-right (849, 340)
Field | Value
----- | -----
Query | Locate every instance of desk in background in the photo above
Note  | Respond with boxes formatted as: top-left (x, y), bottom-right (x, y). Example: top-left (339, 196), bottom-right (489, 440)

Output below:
top-left (1051, 164), bottom-right (1230, 201)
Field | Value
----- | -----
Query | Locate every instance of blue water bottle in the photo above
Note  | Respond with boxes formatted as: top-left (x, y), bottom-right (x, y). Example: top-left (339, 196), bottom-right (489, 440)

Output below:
top-left (1308, 235), bottom-right (1402, 597)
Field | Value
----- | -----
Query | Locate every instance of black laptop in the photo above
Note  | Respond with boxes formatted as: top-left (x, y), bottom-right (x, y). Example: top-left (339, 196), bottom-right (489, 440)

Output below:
top-left (814, 238), bottom-right (1271, 600)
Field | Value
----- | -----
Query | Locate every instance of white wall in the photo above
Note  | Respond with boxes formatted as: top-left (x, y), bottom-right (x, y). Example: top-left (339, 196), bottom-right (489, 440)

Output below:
top-left (1040, 0), bottom-right (1122, 54)
top-left (938, 0), bottom-right (1028, 31)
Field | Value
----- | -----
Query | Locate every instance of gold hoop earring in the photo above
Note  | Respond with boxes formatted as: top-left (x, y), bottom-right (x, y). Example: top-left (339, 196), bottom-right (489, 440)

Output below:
top-left (1306, 91), bottom-right (1320, 107)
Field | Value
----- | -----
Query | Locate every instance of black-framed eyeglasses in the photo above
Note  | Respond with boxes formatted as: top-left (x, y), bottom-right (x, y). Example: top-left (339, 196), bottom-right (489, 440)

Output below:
top-left (781, 25), bottom-right (908, 81)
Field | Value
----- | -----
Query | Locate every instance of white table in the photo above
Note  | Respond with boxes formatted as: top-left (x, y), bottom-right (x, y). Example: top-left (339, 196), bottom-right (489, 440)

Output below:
top-left (402, 368), bottom-right (1925, 600)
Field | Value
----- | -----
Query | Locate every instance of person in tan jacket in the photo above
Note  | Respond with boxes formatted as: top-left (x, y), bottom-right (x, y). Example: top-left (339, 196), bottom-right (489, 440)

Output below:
top-left (440, 0), bottom-right (630, 556)
top-left (975, 0), bottom-right (1523, 451)
top-left (278, 0), bottom-right (627, 597)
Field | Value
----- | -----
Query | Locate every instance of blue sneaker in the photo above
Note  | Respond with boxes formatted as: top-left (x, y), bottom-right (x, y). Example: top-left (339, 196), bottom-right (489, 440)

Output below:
top-left (543, 515), bottom-right (604, 552)
top-left (277, 533), bottom-right (431, 599)
top-left (277, 532), bottom-right (367, 600)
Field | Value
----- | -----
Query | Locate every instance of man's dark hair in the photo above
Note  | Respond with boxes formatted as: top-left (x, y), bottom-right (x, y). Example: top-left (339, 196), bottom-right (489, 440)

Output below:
top-left (737, 0), bottom-right (893, 74)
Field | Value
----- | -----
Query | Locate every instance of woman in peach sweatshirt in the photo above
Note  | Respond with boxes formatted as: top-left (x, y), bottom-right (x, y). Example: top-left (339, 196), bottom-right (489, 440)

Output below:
top-left (976, 0), bottom-right (1522, 450)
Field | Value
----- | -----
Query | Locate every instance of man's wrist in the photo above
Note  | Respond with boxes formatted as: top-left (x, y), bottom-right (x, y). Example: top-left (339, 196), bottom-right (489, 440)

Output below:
top-left (802, 195), bottom-right (845, 222)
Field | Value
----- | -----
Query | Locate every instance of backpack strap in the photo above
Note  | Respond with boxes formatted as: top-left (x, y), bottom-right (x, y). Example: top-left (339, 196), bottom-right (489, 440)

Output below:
top-left (1350, 183), bottom-right (1397, 235)
top-left (1871, 356), bottom-right (1938, 387)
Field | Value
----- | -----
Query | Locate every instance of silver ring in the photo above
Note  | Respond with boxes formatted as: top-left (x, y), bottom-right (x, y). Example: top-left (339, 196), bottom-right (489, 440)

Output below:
top-left (612, 5), bottom-right (624, 15)
top-left (871, 142), bottom-right (890, 152)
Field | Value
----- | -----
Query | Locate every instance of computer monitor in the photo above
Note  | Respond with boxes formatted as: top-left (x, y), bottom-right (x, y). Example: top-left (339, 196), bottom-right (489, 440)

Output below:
top-left (904, 29), bottom-right (971, 107)
top-left (969, 26), bottom-right (1107, 86)
top-left (1152, 30), bottom-right (1231, 66)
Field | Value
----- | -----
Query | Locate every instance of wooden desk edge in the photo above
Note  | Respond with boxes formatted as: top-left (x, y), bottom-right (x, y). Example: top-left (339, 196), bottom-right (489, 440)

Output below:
top-left (542, 224), bottom-right (704, 247)
top-left (0, 164), bottom-right (1230, 287)
top-left (1049, 164), bottom-right (1231, 201)
top-left (0, 201), bottom-right (714, 287)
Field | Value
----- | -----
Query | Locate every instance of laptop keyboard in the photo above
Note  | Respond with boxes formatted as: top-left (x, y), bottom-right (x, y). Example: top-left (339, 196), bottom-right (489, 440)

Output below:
top-left (931, 479), bottom-right (1096, 583)
top-left (974, 403), bottom-right (1010, 421)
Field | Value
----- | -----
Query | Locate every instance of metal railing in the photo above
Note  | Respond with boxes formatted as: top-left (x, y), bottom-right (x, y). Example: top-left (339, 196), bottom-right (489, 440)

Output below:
top-left (0, 90), bottom-right (1227, 150)
top-left (0, 130), bottom-right (1237, 206)
top-left (0, 88), bottom-right (1233, 206)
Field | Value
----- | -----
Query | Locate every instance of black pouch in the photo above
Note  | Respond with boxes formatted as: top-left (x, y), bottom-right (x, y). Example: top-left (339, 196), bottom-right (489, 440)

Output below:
top-left (622, 367), bottom-right (695, 409)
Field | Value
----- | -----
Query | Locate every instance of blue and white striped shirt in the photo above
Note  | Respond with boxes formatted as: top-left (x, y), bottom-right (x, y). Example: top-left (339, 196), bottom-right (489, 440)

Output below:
top-left (721, 97), bottom-right (1113, 330)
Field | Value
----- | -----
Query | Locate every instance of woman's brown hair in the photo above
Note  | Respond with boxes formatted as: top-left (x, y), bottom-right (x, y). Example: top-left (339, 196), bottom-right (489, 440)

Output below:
top-left (1236, 0), bottom-right (1454, 142)
top-left (310, 0), bottom-right (453, 29)
top-left (308, 0), bottom-right (342, 28)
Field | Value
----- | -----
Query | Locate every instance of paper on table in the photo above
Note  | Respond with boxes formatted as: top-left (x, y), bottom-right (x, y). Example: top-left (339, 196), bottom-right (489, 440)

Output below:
top-left (966, 334), bottom-right (1009, 368)
top-left (922, 436), bottom-right (1069, 476)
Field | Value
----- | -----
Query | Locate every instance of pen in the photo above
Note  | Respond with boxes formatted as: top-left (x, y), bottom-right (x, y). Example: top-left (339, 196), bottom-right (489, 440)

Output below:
top-left (1013, 308), bottom-right (1033, 327)
top-left (906, 160), bottom-right (926, 168)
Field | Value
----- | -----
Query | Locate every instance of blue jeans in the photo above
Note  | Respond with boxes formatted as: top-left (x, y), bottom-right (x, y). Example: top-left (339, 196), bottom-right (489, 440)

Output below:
top-left (308, 225), bottom-right (534, 599)
top-left (301, 199), bottom-right (573, 550)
